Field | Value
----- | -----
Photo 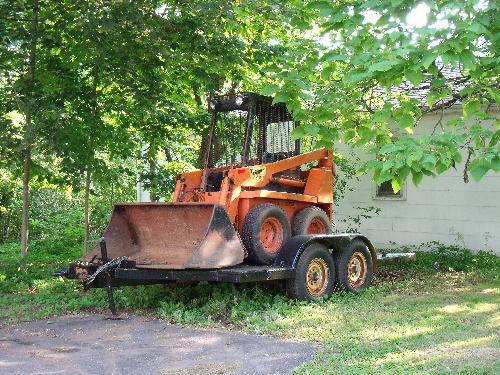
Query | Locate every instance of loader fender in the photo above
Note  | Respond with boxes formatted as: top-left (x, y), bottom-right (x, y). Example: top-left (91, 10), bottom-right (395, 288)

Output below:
top-left (273, 233), bottom-right (377, 273)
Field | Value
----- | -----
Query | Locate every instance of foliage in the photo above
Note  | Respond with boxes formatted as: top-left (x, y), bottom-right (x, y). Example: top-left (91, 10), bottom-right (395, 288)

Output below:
top-left (264, 0), bottom-right (500, 191)
top-left (383, 241), bottom-right (500, 273)
top-left (0, 0), bottom-right (298, 251)
top-left (0, 175), bottom-right (136, 247)
top-left (0, 1), bottom-right (498, 254)
top-left (0, 169), bottom-right (21, 242)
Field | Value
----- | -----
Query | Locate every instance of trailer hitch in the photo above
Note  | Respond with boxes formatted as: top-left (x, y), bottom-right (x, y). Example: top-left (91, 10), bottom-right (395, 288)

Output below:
top-left (52, 267), bottom-right (69, 278)
top-left (84, 238), bottom-right (128, 317)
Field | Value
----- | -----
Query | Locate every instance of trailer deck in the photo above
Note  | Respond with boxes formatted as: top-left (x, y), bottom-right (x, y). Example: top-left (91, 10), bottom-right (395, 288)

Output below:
top-left (112, 265), bottom-right (294, 284)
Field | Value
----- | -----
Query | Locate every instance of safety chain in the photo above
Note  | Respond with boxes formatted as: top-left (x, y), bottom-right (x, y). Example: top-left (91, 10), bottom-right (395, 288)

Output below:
top-left (84, 257), bottom-right (128, 287)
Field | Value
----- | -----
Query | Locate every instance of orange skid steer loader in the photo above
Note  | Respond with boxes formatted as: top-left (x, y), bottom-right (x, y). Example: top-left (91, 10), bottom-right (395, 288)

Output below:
top-left (56, 93), bottom-right (377, 313)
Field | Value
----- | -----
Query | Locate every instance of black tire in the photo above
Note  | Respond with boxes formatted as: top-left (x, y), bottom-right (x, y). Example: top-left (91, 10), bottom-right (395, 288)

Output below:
top-left (242, 203), bottom-right (291, 265)
top-left (286, 243), bottom-right (335, 301)
top-left (292, 206), bottom-right (334, 235)
top-left (333, 239), bottom-right (373, 293)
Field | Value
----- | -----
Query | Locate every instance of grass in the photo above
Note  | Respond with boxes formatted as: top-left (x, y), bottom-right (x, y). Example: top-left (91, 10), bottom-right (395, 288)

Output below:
top-left (0, 241), bottom-right (499, 374)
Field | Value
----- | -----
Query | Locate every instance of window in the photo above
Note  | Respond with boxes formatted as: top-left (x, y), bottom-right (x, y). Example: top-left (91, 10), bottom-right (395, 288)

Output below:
top-left (374, 180), bottom-right (406, 200)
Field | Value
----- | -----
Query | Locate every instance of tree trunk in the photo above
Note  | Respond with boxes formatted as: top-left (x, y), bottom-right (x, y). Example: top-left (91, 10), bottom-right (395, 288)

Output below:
top-left (148, 146), bottom-right (158, 202)
top-left (83, 63), bottom-right (98, 255)
top-left (196, 126), bottom-right (210, 169)
top-left (83, 168), bottom-right (91, 255)
top-left (20, 146), bottom-right (31, 258)
top-left (4, 207), bottom-right (12, 241)
top-left (20, 0), bottom-right (39, 259)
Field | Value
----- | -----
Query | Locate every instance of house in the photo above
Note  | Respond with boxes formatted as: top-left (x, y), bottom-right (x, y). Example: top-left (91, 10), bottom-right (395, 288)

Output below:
top-left (334, 105), bottom-right (500, 255)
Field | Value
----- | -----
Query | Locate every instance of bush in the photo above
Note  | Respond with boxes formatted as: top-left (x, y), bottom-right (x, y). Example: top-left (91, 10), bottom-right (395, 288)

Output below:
top-left (383, 241), bottom-right (499, 274)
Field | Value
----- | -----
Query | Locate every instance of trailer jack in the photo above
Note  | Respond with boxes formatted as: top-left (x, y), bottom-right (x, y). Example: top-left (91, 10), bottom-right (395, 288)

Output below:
top-left (84, 238), bottom-right (128, 317)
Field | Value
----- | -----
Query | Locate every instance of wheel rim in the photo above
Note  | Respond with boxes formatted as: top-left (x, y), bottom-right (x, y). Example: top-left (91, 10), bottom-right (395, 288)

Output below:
top-left (306, 257), bottom-right (329, 297)
top-left (348, 251), bottom-right (368, 289)
top-left (307, 218), bottom-right (327, 234)
top-left (259, 217), bottom-right (283, 253)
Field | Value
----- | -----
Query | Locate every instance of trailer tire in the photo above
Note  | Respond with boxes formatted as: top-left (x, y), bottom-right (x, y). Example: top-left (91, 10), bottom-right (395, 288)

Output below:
top-left (292, 206), bottom-right (333, 235)
top-left (334, 239), bottom-right (373, 293)
top-left (286, 243), bottom-right (335, 301)
top-left (242, 203), bottom-right (291, 265)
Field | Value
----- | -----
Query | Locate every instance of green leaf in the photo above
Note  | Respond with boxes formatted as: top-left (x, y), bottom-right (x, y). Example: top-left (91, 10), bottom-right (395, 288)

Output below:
top-left (435, 160), bottom-right (449, 174)
top-left (291, 15), bottom-right (309, 30)
top-left (298, 91), bottom-right (313, 101)
top-left (372, 110), bottom-right (391, 124)
top-left (291, 126), bottom-right (305, 141)
top-left (308, 1), bottom-right (333, 16)
top-left (427, 91), bottom-right (440, 108)
top-left (303, 123), bottom-right (319, 136)
top-left (451, 150), bottom-right (463, 164)
top-left (469, 21), bottom-right (486, 34)
top-left (460, 50), bottom-right (476, 70)
top-left (344, 71), bottom-right (372, 83)
top-left (463, 99), bottom-right (481, 118)
top-left (382, 159), bottom-right (394, 172)
top-left (316, 110), bottom-right (331, 124)
top-left (391, 179), bottom-right (401, 193)
top-left (376, 169), bottom-right (391, 184)
top-left (421, 154), bottom-right (437, 170)
top-left (396, 113), bottom-right (414, 129)
top-left (272, 92), bottom-right (289, 104)
top-left (344, 129), bottom-right (356, 142)
top-left (398, 165), bottom-right (411, 183)
top-left (422, 53), bottom-right (436, 69)
top-left (490, 130), bottom-right (500, 147)
top-left (369, 61), bottom-right (396, 72)
top-left (469, 162), bottom-right (490, 181)
top-left (321, 51), bottom-right (348, 62)
top-left (405, 70), bottom-right (425, 86)
top-left (320, 65), bottom-right (334, 80)
top-left (357, 126), bottom-right (373, 140)
top-left (262, 84), bottom-right (279, 96)
top-left (379, 144), bottom-right (396, 154)
top-left (492, 156), bottom-right (500, 172)
top-left (411, 170), bottom-right (423, 186)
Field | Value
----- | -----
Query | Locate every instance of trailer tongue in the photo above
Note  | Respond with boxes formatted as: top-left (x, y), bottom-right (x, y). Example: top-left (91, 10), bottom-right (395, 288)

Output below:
top-left (83, 203), bottom-right (245, 269)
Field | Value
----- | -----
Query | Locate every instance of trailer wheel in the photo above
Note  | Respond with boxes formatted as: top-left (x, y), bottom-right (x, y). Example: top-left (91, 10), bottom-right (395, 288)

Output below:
top-left (334, 239), bottom-right (373, 293)
top-left (292, 206), bottom-right (333, 235)
top-left (286, 243), bottom-right (335, 301)
top-left (242, 203), bottom-right (291, 265)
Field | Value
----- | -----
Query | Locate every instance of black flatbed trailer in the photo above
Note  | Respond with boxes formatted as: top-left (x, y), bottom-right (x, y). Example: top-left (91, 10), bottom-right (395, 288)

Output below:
top-left (68, 264), bottom-right (295, 288)
top-left (55, 234), bottom-right (415, 316)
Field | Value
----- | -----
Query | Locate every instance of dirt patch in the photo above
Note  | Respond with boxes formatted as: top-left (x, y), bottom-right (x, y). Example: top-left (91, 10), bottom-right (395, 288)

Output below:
top-left (0, 314), bottom-right (316, 375)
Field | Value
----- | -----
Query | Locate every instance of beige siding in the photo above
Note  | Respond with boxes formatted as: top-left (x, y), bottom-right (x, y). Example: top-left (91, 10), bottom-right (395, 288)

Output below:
top-left (335, 109), bottom-right (500, 254)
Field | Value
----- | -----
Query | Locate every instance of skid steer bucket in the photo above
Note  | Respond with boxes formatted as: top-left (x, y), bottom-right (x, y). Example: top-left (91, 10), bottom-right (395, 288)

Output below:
top-left (85, 203), bottom-right (246, 269)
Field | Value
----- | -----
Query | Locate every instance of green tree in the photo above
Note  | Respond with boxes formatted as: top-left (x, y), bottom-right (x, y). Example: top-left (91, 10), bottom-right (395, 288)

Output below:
top-left (0, 0), bottom-right (71, 258)
top-left (264, 0), bottom-right (499, 191)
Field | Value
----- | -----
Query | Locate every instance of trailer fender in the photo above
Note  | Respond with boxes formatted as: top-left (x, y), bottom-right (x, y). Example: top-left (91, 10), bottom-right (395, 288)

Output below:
top-left (273, 233), bottom-right (377, 272)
